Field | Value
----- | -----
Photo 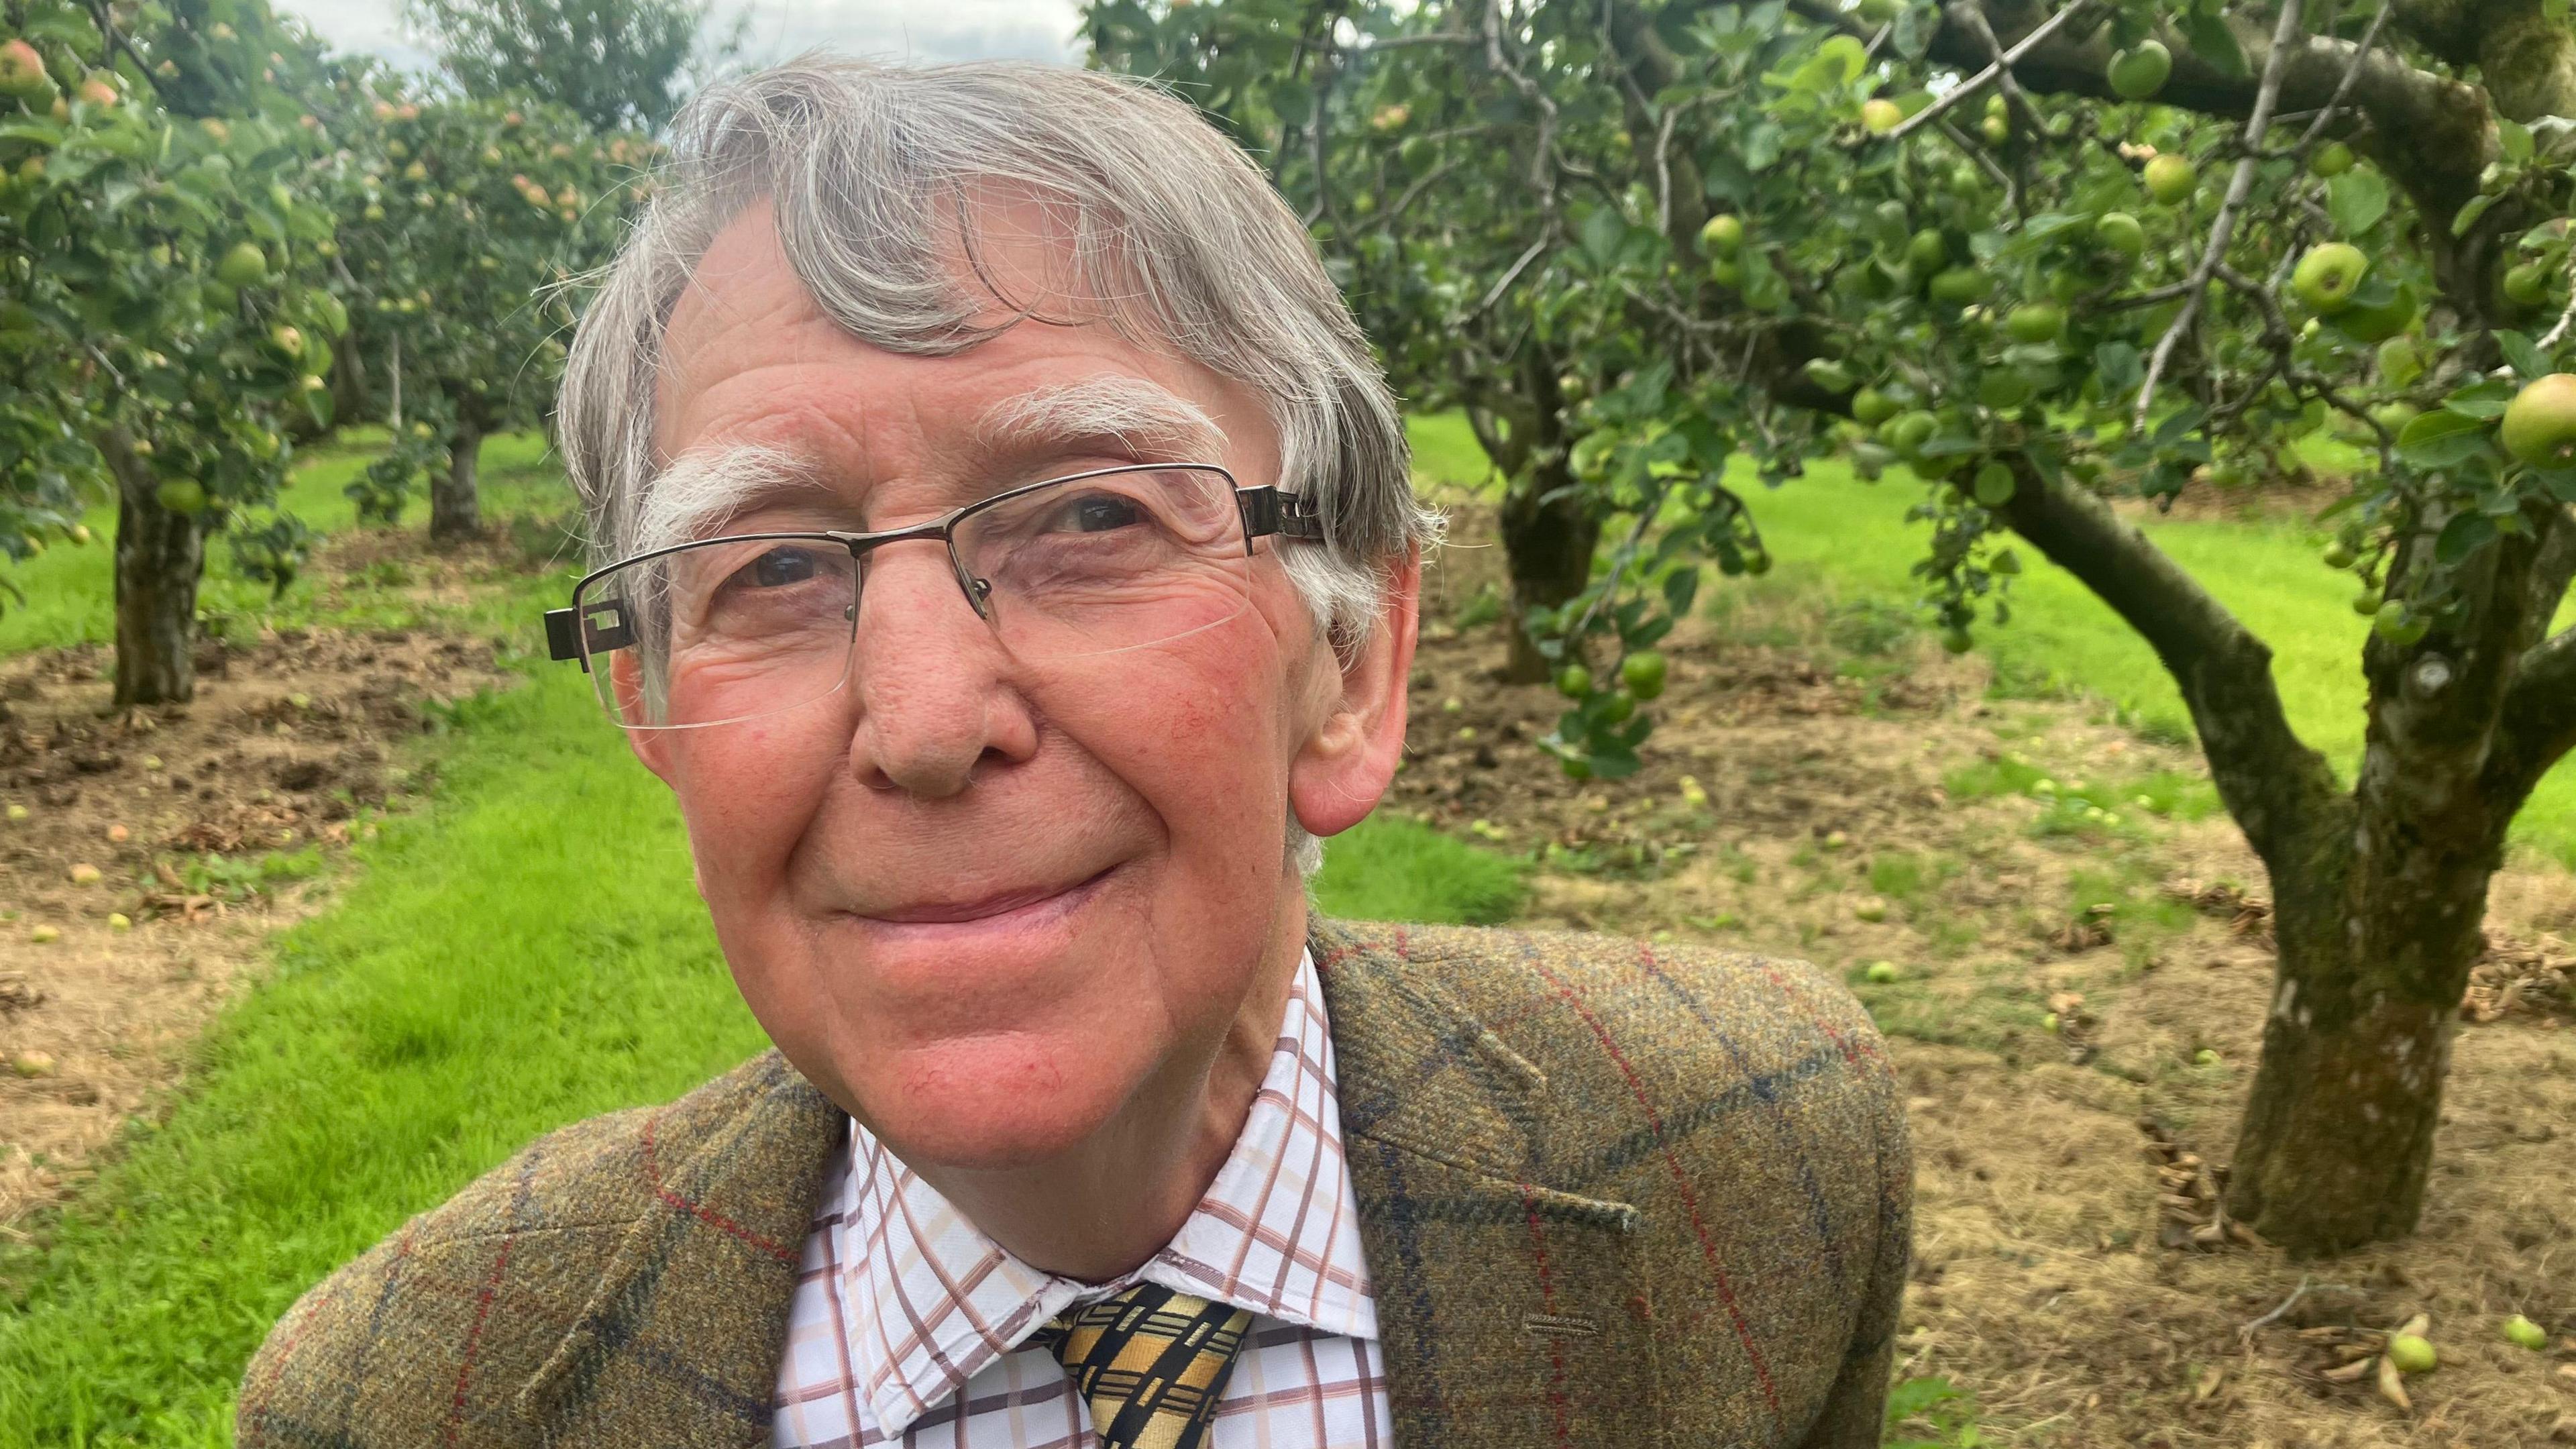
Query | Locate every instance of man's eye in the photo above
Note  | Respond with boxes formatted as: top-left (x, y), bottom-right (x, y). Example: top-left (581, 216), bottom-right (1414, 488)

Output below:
top-left (1055, 493), bottom-right (1147, 533)
top-left (743, 547), bottom-right (821, 587)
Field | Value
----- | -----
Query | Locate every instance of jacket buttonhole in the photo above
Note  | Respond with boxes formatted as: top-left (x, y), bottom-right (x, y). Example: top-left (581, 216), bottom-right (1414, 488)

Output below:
top-left (1522, 1311), bottom-right (1601, 1338)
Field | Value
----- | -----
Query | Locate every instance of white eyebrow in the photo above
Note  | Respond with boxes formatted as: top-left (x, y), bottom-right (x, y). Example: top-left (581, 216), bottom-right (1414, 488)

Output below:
top-left (973, 377), bottom-right (1227, 462)
top-left (631, 444), bottom-right (822, 555)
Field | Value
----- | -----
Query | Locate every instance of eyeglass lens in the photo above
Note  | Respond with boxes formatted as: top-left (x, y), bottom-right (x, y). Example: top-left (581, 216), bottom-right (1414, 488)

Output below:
top-left (575, 466), bottom-right (1256, 729)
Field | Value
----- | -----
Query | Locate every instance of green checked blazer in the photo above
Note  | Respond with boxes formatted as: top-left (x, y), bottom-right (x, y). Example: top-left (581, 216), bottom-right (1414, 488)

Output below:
top-left (239, 919), bottom-right (1912, 1448)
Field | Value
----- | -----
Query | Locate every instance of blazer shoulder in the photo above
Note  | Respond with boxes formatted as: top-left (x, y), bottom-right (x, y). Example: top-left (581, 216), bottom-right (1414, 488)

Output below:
top-left (236, 1051), bottom-right (804, 1447)
top-left (1328, 919), bottom-right (1894, 1105)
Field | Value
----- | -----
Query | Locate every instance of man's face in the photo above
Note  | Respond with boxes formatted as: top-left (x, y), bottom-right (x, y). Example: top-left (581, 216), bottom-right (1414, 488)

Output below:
top-left (637, 201), bottom-right (1408, 1171)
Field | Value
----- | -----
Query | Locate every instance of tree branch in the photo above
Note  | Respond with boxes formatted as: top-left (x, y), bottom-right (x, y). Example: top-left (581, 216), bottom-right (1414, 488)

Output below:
top-left (1996, 459), bottom-right (2340, 861)
top-left (2485, 624), bottom-right (2576, 811)
top-left (1880, 0), bottom-right (2094, 144)
top-left (2135, 0), bottom-right (2307, 430)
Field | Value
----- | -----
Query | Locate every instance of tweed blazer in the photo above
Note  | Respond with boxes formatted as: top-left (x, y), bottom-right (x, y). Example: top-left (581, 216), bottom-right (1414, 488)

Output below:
top-left (239, 918), bottom-right (1911, 1448)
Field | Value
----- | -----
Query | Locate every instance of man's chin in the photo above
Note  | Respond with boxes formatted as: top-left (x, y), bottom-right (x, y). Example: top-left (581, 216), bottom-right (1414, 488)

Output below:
top-left (849, 1045), bottom-right (1140, 1173)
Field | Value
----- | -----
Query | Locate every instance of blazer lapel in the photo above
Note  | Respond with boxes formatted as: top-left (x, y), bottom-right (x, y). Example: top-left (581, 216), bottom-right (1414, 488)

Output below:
top-left (1311, 919), bottom-right (1666, 1449)
top-left (515, 1051), bottom-right (847, 1448)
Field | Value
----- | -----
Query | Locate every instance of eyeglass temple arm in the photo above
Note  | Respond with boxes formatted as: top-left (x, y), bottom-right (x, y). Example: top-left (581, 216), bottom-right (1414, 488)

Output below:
top-left (543, 607), bottom-right (585, 665)
top-left (1240, 486), bottom-right (1326, 549)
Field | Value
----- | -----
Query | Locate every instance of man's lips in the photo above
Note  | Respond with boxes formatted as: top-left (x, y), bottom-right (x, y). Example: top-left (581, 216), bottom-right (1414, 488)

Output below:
top-left (853, 867), bottom-right (1112, 925)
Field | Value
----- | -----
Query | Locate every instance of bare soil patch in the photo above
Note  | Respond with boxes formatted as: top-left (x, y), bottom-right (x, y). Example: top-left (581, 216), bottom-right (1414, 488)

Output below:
top-left (0, 624), bottom-right (511, 1231)
top-left (1395, 503), bottom-right (2576, 1446)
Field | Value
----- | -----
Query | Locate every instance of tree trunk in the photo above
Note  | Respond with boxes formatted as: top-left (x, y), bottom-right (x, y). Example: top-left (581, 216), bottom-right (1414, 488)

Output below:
top-left (1497, 456), bottom-right (1601, 684)
top-left (103, 429), bottom-right (207, 708)
top-left (2224, 804), bottom-right (2496, 1254)
top-left (2224, 590), bottom-right (2524, 1255)
top-left (430, 411), bottom-right (484, 543)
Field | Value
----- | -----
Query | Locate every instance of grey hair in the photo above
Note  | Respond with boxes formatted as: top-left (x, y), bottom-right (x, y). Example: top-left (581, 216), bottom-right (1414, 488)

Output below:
top-left (557, 55), bottom-right (1441, 877)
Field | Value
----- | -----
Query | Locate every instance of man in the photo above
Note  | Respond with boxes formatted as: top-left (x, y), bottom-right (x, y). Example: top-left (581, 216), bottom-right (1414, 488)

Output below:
top-left (239, 57), bottom-right (1909, 1449)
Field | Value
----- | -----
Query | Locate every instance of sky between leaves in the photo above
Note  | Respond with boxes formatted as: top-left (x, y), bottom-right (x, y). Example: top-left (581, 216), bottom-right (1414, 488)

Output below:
top-left (271, 0), bottom-right (1083, 79)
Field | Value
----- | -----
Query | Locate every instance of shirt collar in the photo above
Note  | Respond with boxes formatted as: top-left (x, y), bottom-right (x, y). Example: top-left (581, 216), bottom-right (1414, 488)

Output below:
top-left (829, 947), bottom-right (1377, 1440)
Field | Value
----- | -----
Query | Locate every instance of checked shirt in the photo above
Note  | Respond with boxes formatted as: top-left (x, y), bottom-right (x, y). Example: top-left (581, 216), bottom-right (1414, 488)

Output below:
top-left (770, 950), bottom-right (1393, 1449)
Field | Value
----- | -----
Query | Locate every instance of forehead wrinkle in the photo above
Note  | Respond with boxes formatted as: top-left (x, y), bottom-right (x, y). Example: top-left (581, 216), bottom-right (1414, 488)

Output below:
top-left (971, 377), bottom-right (1226, 464)
top-left (633, 443), bottom-right (830, 554)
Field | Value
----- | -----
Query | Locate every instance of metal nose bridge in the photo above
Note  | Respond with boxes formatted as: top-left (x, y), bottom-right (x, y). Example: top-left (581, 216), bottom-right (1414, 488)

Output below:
top-left (830, 520), bottom-right (994, 622)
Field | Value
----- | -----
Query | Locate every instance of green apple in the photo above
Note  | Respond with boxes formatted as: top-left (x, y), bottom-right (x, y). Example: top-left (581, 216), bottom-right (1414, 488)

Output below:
top-left (1861, 98), bottom-right (1903, 134)
top-left (2310, 140), bottom-right (2355, 177)
top-left (1977, 369), bottom-right (2034, 410)
top-left (1907, 228), bottom-right (1947, 274)
top-left (215, 241), bottom-right (270, 289)
top-left (2502, 1315), bottom-right (2548, 1352)
top-left (2500, 372), bottom-right (2576, 467)
top-left (2143, 154), bottom-right (2197, 205)
top-left (1865, 960), bottom-right (1902, 983)
top-left (1972, 461), bottom-right (2017, 506)
top-left (1710, 257), bottom-right (1743, 288)
top-left (1621, 650), bottom-right (1668, 700)
top-left (1929, 267), bottom-right (1990, 305)
top-left (154, 480), bottom-right (208, 515)
top-left (2504, 260), bottom-right (2553, 307)
top-left (2351, 586), bottom-right (2383, 616)
top-left (1981, 114), bottom-right (2008, 146)
top-left (2290, 242), bottom-right (2369, 313)
top-left (2376, 335), bottom-right (2422, 388)
top-left (1555, 664), bottom-right (1593, 699)
top-left (1700, 213), bottom-right (1744, 254)
top-left (2321, 540), bottom-right (2357, 569)
top-left (1851, 387), bottom-right (1898, 425)
top-left (2106, 41), bottom-right (2171, 101)
top-left (1803, 358), bottom-right (1856, 393)
top-left (2385, 1334), bottom-right (2436, 1375)
top-left (2096, 211), bottom-right (2146, 260)
top-left (2337, 283), bottom-right (2418, 343)
top-left (2004, 303), bottom-right (2065, 343)
top-left (1888, 410), bottom-right (1939, 455)
top-left (269, 323), bottom-right (304, 358)
top-left (2370, 401), bottom-right (2418, 435)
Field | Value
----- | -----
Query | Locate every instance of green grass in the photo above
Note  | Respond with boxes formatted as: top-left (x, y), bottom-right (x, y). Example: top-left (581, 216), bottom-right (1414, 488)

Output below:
top-left (1397, 413), bottom-right (2576, 865)
top-left (0, 429), bottom-right (1527, 1439)
top-left (1732, 455), bottom-right (2576, 863)
top-left (0, 429), bottom-right (579, 657)
top-left (0, 673), bottom-right (769, 1443)
top-left (1313, 812), bottom-right (1527, 924)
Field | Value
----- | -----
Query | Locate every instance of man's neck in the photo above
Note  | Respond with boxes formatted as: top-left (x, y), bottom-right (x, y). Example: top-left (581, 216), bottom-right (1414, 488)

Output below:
top-left (910, 925), bottom-right (1307, 1284)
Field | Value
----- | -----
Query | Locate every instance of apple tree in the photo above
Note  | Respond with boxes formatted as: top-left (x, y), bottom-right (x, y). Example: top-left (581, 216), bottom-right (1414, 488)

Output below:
top-left (2, 0), bottom-right (343, 704)
top-left (326, 87), bottom-right (644, 540)
top-left (1087, 0), bottom-right (2576, 1255)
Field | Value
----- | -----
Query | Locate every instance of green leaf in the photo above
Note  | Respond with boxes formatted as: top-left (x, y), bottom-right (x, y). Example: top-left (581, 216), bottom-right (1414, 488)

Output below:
top-left (2326, 171), bottom-right (2390, 239)
top-left (2499, 117), bottom-right (2534, 163)
top-left (1577, 207), bottom-right (1625, 270)
top-left (2497, 329), bottom-right (2551, 380)
top-left (2181, 11), bottom-right (2248, 78)
top-left (2434, 511), bottom-right (2496, 565)
top-left (2532, 466), bottom-right (2576, 504)
top-left (2441, 377), bottom-right (2519, 419)
top-left (2396, 408), bottom-right (2492, 470)
top-left (2094, 341), bottom-right (2142, 394)
top-left (2453, 193), bottom-right (2500, 239)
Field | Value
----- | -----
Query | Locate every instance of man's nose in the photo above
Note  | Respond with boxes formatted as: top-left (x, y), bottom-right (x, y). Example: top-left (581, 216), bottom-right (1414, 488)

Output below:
top-left (843, 542), bottom-right (1036, 798)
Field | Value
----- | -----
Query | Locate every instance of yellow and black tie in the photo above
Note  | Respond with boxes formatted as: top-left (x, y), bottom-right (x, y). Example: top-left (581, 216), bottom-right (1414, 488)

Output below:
top-left (1036, 1281), bottom-right (1255, 1449)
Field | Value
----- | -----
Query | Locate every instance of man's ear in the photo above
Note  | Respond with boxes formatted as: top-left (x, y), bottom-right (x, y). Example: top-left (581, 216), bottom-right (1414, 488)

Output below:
top-left (1288, 548), bottom-right (1420, 841)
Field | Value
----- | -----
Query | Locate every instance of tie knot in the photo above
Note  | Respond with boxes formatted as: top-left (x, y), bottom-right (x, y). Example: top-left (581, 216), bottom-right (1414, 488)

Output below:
top-left (1038, 1281), bottom-right (1254, 1449)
